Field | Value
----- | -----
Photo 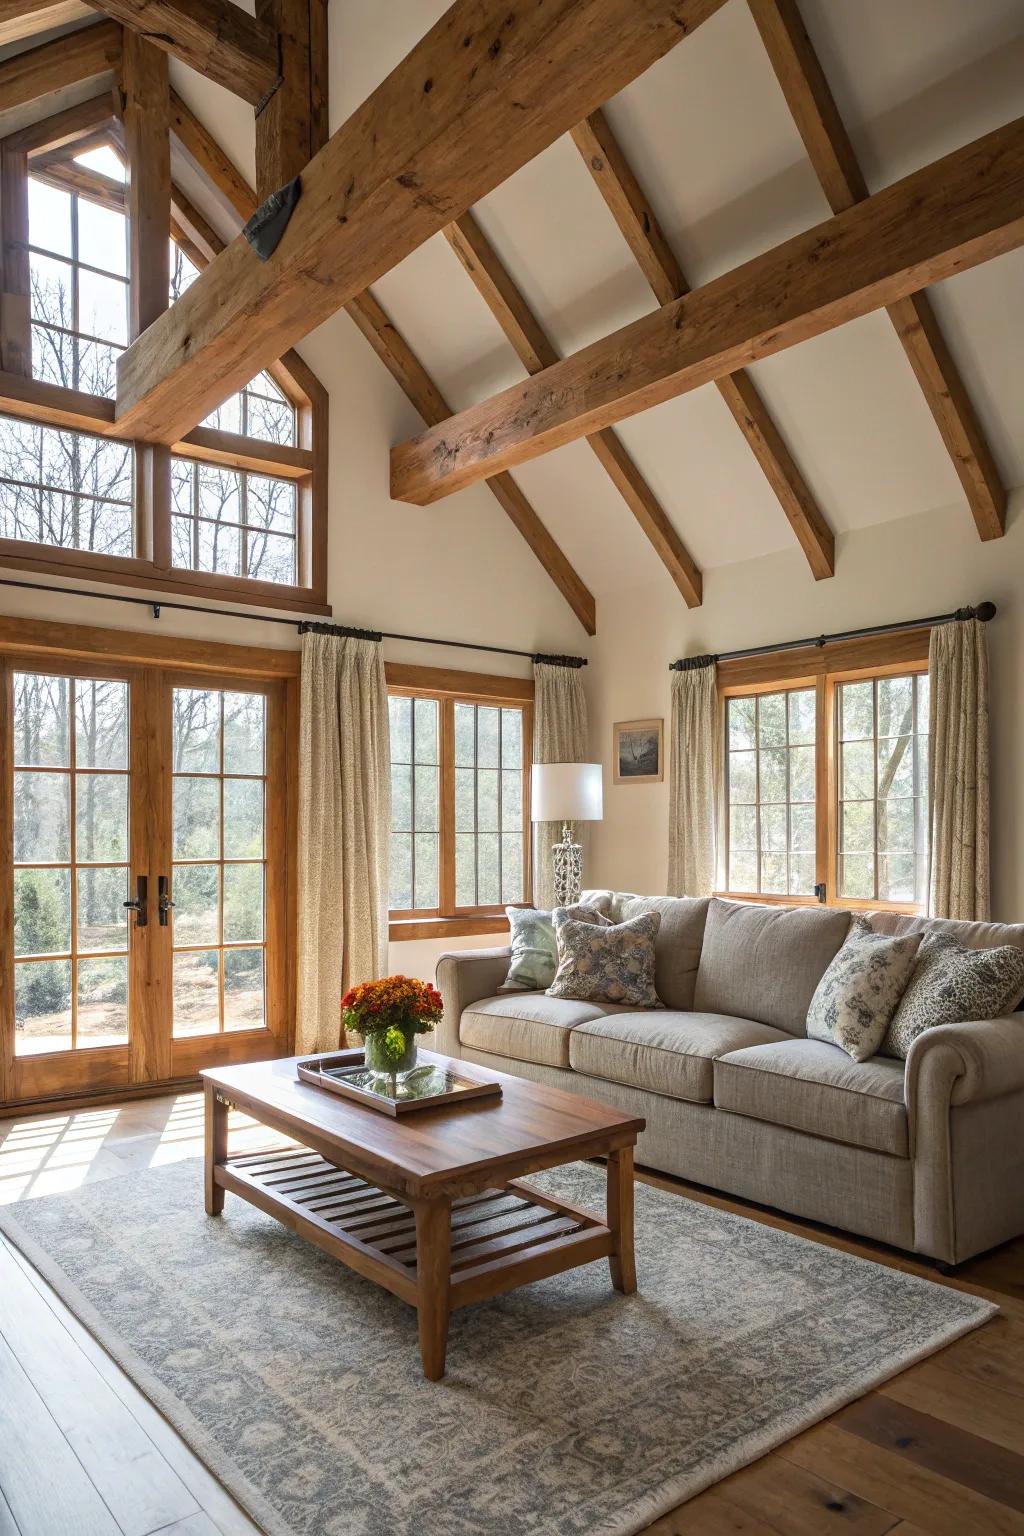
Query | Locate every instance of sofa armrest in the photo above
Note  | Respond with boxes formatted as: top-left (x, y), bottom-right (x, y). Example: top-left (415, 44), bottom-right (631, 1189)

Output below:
top-left (434, 947), bottom-right (512, 1058)
top-left (905, 1016), bottom-right (1024, 1119)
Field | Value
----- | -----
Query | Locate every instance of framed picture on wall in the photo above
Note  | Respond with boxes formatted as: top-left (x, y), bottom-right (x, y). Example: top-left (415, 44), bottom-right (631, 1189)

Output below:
top-left (613, 719), bottom-right (664, 784)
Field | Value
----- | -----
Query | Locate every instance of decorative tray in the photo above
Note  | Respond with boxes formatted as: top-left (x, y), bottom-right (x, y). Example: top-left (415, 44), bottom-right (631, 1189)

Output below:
top-left (296, 1051), bottom-right (503, 1117)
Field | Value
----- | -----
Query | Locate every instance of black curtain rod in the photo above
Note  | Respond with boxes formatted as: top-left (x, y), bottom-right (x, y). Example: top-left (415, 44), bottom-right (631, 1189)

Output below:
top-left (0, 575), bottom-right (586, 667)
top-left (298, 621), bottom-right (586, 667)
top-left (669, 601), bottom-right (997, 671)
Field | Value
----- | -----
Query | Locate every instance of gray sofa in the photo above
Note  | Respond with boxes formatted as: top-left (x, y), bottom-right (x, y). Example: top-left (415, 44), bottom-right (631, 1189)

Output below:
top-left (436, 894), bottom-right (1024, 1266)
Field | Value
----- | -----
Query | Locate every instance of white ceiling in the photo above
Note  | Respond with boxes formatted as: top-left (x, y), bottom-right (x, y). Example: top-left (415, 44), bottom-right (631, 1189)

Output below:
top-left (7, 0), bottom-right (1024, 599)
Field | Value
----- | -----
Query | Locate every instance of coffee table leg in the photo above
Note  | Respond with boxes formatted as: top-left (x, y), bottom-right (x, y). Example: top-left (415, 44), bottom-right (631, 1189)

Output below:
top-left (607, 1146), bottom-right (637, 1294)
top-left (414, 1198), bottom-right (451, 1380)
top-left (204, 1081), bottom-right (227, 1216)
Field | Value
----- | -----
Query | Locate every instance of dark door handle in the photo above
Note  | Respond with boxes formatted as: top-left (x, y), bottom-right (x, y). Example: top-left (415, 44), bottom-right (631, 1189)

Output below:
top-left (158, 875), bottom-right (175, 926)
top-left (124, 874), bottom-right (148, 927)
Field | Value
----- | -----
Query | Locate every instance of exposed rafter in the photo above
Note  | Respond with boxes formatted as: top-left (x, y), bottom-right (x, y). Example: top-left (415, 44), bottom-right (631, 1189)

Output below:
top-left (571, 108), bottom-right (834, 580)
top-left (388, 115), bottom-right (1024, 504)
top-left (112, 0), bottom-right (730, 443)
top-left (444, 212), bottom-right (702, 607)
top-left (83, 0), bottom-right (279, 106)
top-left (165, 93), bottom-right (596, 631)
top-left (5, 93), bottom-right (114, 156)
top-left (746, 0), bottom-right (1006, 540)
top-left (345, 293), bottom-right (598, 636)
top-left (0, 0), bottom-right (91, 49)
top-left (0, 19), bottom-right (121, 128)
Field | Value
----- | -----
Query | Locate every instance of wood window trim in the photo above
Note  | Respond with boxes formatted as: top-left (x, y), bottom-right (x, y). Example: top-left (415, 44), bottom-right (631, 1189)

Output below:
top-left (717, 626), bottom-right (931, 915)
top-left (386, 664), bottom-right (534, 939)
top-left (0, 617), bottom-right (299, 1109)
top-left (0, 135), bottom-right (330, 613)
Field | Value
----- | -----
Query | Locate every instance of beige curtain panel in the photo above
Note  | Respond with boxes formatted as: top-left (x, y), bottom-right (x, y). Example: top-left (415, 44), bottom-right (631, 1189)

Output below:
top-left (928, 616), bottom-right (990, 921)
top-left (297, 631), bottom-right (391, 1053)
top-left (532, 662), bottom-right (589, 908)
top-left (667, 661), bottom-right (720, 897)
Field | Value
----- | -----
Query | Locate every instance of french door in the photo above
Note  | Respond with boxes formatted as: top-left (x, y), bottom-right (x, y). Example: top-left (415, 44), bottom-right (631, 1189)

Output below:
top-left (0, 641), bottom-right (293, 1108)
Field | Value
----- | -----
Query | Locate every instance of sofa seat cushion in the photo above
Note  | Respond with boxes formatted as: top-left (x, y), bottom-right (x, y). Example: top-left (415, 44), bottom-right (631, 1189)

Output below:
top-left (714, 1039), bottom-right (908, 1157)
top-left (459, 993), bottom-right (607, 1069)
top-left (568, 1012), bottom-right (789, 1104)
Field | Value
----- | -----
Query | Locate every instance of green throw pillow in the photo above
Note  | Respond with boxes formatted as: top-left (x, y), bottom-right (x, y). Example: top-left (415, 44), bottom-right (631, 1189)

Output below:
top-left (501, 904), bottom-right (609, 992)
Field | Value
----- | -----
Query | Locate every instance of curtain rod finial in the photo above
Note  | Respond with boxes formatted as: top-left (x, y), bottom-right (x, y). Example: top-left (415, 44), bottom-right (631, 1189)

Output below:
top-left (976, 601), bottom-right (997, 623)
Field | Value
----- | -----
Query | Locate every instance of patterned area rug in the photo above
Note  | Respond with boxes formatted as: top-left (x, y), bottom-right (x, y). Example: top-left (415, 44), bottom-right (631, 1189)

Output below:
top-left (1, 1158), bottom-right (995, 1536)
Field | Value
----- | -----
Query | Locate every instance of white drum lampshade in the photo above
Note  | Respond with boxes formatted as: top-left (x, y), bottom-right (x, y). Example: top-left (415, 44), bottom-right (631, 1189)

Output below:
top-left (531, 763), bottom-right (603, 905)
top-left (530, 762), bottom-right (604, 825)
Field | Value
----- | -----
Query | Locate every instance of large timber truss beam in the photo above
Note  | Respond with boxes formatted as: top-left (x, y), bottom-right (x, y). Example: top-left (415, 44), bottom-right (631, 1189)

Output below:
top-left (112, 0), bottom-right (730, 445)
top-left (82, 0), bottom-right (279, 106)
top-left (388, 115), bottom-right (1024, 504)
top-left (746, 0), bottom-right (1006, 540)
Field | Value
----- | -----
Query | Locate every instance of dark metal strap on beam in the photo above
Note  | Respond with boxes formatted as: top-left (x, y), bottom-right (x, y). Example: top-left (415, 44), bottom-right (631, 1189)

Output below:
top-left (669, 601), bottom-right (996, 670)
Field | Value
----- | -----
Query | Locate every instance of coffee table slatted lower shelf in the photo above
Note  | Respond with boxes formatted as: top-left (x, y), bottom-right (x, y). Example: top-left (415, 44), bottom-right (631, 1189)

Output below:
top-left (216, 1146), bottom-right (614, 1309)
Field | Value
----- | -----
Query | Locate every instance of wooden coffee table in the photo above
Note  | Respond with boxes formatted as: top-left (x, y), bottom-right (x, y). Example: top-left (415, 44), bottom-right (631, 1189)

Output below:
top-left (201, 1050), bottom-right (645, 1379)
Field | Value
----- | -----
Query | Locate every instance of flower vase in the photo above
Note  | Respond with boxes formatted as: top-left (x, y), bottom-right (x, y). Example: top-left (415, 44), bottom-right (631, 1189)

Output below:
top-left (363, 1028), bottom-right (418, 1091)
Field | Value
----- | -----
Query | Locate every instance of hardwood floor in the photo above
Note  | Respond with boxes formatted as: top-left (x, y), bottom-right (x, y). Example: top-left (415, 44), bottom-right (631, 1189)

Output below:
top-left (0, 1092), bottom-right (1021, 1536)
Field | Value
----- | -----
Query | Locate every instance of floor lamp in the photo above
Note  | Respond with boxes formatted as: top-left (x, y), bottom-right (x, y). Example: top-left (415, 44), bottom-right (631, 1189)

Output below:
top-left (531, 762), bottom-right (604, 906)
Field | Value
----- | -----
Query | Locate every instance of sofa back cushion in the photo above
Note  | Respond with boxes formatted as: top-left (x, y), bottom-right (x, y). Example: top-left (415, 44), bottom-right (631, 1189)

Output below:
top-left (620, 895), bottom-right (710, 1010)
top-left (694, 898), bottom-right (850, 1035)
top-left (865, 911), bottom-right (1024, 955)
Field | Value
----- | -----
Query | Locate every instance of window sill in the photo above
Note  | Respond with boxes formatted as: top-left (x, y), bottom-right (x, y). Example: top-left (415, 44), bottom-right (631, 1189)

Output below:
top-left (389, 916), bottom-right (512, 942)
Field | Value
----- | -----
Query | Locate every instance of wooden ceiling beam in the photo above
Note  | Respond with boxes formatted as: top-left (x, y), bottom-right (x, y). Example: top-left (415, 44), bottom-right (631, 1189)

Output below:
top-left (444, 211), bottom-right (702, 606)
top-left (5, 93), bottom-right (114, 156)
top-left (346, 290), bottom-right (596, 635)
top-left (747, 0), bottom-right (1005, 540)
top-left (0, 0), bottom-right (91, 48)
top-left (388, 114), bottom-right (1024, 504)
top-left (254, 0), bottom-right (312, 200)
top-left (120, 32), bottom-right (170, 339)
top-left (82, 0), bottom-right (279, 106)
top-left (572, 107), bottom-right (833, 580)
top-left (112, 0), bottom-right (730, 444)
top-left (0, 20), bottom-right (121, 125)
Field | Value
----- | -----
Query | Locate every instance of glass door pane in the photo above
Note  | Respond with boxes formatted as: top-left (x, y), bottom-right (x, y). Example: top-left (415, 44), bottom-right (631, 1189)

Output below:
top-left (171, 687), bottom-right (267, 1037)
top-left (12, 671), bottom-right (130, 1054)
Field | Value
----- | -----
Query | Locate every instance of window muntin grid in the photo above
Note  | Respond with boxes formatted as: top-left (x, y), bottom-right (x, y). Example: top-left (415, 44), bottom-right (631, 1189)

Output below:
top-left (837, 673), bottom-right (930, 905)
top-left (170, 459), bottom-right (298, 585)
top-left (725, 687), bottom-right (817, 898)
top-left (388, 694), bottom-right (439, 911)
top-left (171, 688), bottom-right (267, 1038)
top-left (453, 702), bottom-right (524, 909)
top-left (11, 671), bottom-right (130, 1056)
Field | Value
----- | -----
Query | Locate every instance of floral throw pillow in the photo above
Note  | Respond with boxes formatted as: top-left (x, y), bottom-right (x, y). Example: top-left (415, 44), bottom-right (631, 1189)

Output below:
top-left (547, 910), bottom-right (662, 1008)
top-left (807, 918), bottom-right (922, 1062)
top-left (881, 931), bottom-right (1024, 1060)
top-left (500, 904), bottom-right (609, 992)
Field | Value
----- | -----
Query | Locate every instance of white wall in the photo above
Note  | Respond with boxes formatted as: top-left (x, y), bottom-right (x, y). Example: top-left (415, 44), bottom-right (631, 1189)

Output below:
top-left (586, 493), bottom-right (1024, 922)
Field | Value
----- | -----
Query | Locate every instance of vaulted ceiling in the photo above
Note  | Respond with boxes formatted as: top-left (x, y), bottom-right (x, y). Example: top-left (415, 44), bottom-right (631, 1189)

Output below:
top-left (3, 0), bottom-right (1022, 610)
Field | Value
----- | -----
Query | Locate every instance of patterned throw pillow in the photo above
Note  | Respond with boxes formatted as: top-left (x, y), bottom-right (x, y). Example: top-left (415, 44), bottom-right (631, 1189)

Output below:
top-left (807, 918), bottom-right (923, 1062)
top-left (882, 931), bottom-right (1024, 1059)
top-left (547, 910), bottom-right (662, 1008)
top-left (501, 904), bottom-right (609, 992)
